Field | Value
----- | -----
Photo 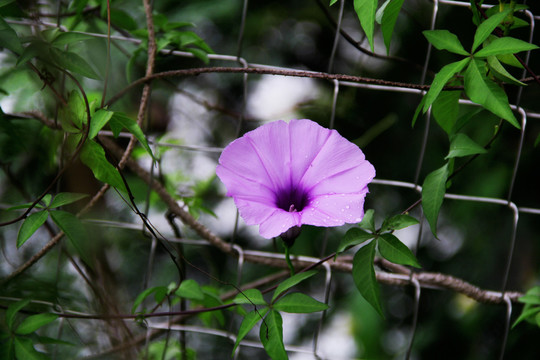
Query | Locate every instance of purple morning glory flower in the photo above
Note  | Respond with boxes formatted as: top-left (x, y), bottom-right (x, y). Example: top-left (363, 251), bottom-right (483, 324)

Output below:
top-left (216, 119), bottom-right (375, 239)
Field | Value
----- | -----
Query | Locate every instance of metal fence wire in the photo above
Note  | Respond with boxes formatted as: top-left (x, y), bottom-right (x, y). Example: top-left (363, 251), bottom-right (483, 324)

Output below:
top-left (1, 0), bottom-right (540, 359)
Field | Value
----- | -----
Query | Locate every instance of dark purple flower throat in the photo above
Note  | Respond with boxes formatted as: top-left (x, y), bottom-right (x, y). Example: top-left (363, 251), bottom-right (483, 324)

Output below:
top-left (276, 187), bottom-right (309, 213)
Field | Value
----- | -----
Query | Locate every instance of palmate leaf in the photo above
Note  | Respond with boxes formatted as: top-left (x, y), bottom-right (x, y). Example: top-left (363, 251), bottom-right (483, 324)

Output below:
top-left (377, 0), bottom-right (404, 53)
top-left (132, 286), bottom-right (168, 313)
top-left (0, 16), bottom-right (22, 54)
top-left (51, 31), bottom-right (96, 46)
top-left (352, 240), bottom-right (383, 316)
top-left (13, 337), bottom-right (47, 360)
top-left (232, 307), bottom-right (269, 356)
top-left (50, 210), bottom-right (91, 266)
top-left (176, 279), bottom-right (204, 301)
top-left (471, 8), bottom-right (511, 53)
top-left (353, 0), bottom-right (377, 52)
top-left (335, 227), bottom-right (374, 255)
top-left (423, 30), bottom-right (468, 55)
top-left (88, 109), bottom-right (114, 139)
top-left (271, 270), bottom-right (317, 303)
top-left (80, 139), bottom-right (127, 192)
top-left (15, 313), bottom-right (58, 335)
top-left (487, 56), bottom-right (525, 86)
top-left (273, 293), bottom-right (328, 313)
top-left (431, 91), bottom-right (460, 135)
top-left (6, 299), bottom-right (31, 330)
top-left (378, 233), bottom-right (420, 268)
top-left (17, 210), bottom-right (49, 248)
top-left (358, 208), bottom-right (375, 232)
top-left (475, 36), bottom-right (538, 58)
top-left (380, 214), bottom-right (419, 232)
top-left (49, 47), bottom-right (101, 80)
top-left (422, 58), bottom-right (470, 113)
top-left (422, 163), bottom-right (449, 237)
top-left (233, 289), bottom-right (266, 305)
top-left (109, 112), bottom-right (154, 159)
top-left (463, 59), bottom-right (520, 128)
top-left (445, 133), bottom-right (487, 159)
top-left (49, 192), bottom-right (89, 208)
top-left (259, 310), bottom-right (287, 360)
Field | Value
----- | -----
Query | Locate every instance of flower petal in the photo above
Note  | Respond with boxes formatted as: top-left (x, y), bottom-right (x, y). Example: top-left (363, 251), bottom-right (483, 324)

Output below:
top-left (234, 198), bottom-right (279, 226)
top-left (244, 120), bottom-right (292, 192)
top-left (289, 119), bottom-right (332, 186)
top-left (299, 127), bottom-right (370, 191)
top-left (259, 210), bottom-right (301, 239)
top-left (216, 165), bottom-right (275, 203)
top-left (216, 135), bottom-right (277, 191)
top-left (309, 161), bottom-right (375, 196)
top-left (301, 191), bottom-right (369, 226)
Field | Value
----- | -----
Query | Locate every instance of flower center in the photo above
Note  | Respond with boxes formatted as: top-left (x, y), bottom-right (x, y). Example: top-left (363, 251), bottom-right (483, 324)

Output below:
top-left (276, 187), bottom-right (308, 212)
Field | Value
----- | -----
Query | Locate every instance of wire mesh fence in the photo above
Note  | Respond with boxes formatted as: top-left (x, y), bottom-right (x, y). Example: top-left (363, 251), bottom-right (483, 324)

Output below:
top-left (1, 0), bottom-right (540, 359)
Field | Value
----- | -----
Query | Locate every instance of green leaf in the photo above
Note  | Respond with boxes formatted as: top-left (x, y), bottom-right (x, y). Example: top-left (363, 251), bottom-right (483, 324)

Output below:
top-left (50, 47), bottom-right (100, 79)
top-left (421, 163), bottom-right (449, 237)
top-left (496, 52), bottom-right (524, 68)
top-left (6, 299), bottom-right (30, 330)
top-left (0, 0), bottom-right (16, 7)
top-left (471, 8), bottom-right (511, 53)
top-left (423, 30), bottom-right (468, 55)
top-left (42, 194), bottom-right (52, 207)
top-left (273, 292), bottom-right (329, 313)
top-left (432, 90), bottom-right (460, 135)
top-left (411, 95), bottom-right (427, 128)
top-left (359, 208), bottom-right (375, 232)
top-left (272, 270), bottom-right (318, 303)
top-left (198, 290), bottom-right (225, 327)
top-left (49, 192), bottom-right (88, 209)
top-left (518, 294), bottom-right (540, 305)
top-left (109, 112), bottom-right (154, 159)
top-left (233, 289), bottom-right (267, 306)
top-left (17, 210), bottom-right (49, 248)
top-left (176, 279), bottom-right (204, 301)
top-left (512, 307), bottom-right (540, 329)
top-left (176, 31), bottom-right (213, 54)
top-left (110, 8), bottom-right (138, 31)
top-left (88, 109), bottom-right (114, 139)
top-left (423, 58), bottom-right (470, 113)
top-left (352, 240), bottom-right (383, 316)
top-left (380, 214), bottom-right (419, 232)
top-left (16, 313), bottom-right (58, 335)
top-left (463, 59), bottom-right (520, 128)
top-left (232, 307), bottom-right (269, 356)
top-left (0, 16), bottom-right (22, 54)
top-left (454, 108), bottom-right (484, 134)
top-left (378, 0), bottom-right (404, 53)
top-left (353, 0), bottom-right (377, 52)
top-left (445, 133), bottom-right (487, 159)
top-left (259, 310), bottom-right (287, 360)
top-left (378, 233), bottom-right (420, 268)
top-left (186, 48), bottom-right (210, 64)
top-left (52, 31), bottom-right (96, 46)
top-left (336, 227), bottom-right (374, 255)
top-left (80, 139), bottom-right (127, 191)
top-left (475, 36), bottom-right (538, 57)
top-left (486, 56), bottom-right (525, 86)
top-left (59, 90), bottom-right (86, 132)
top-left (329, 0), bottom-right (338, 5)
top-left (14, 337), bottom-right (48, 360)
top-left (49, 210), bottom-right (91, 264)
top-left (132, 286), bottom-right (168, 313)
